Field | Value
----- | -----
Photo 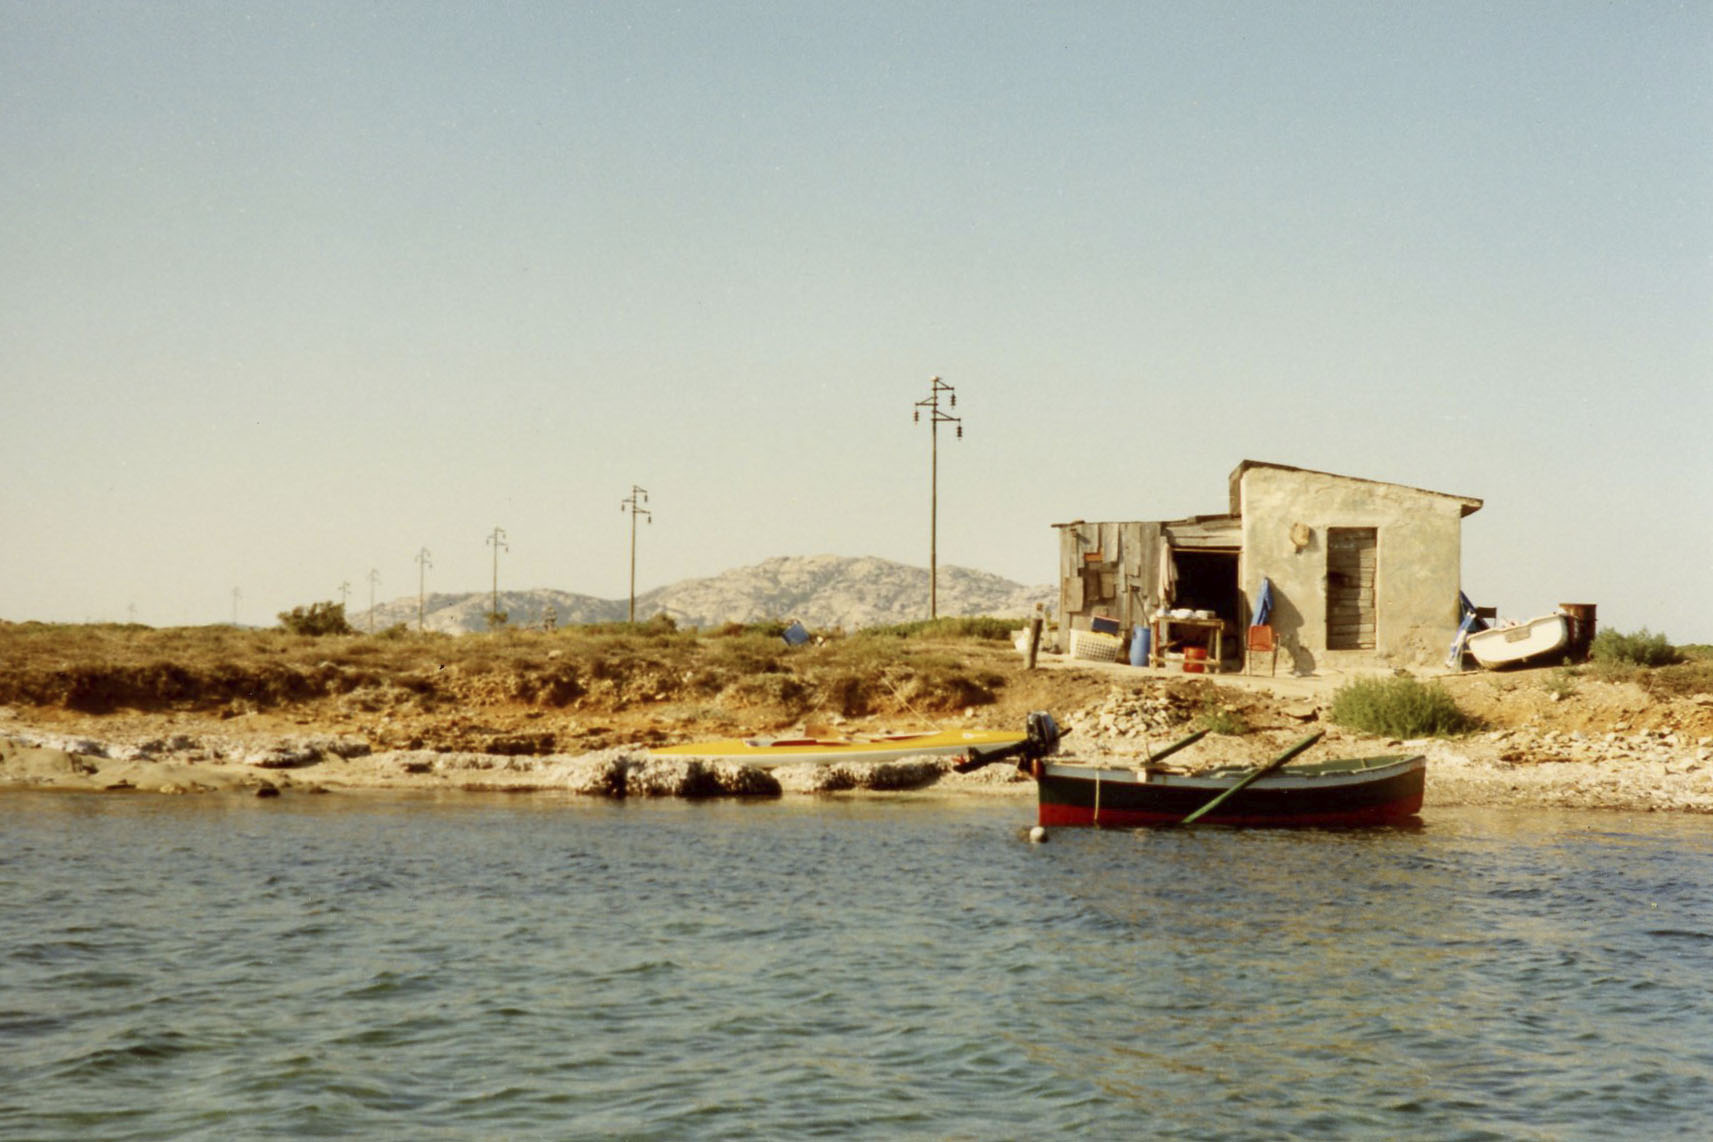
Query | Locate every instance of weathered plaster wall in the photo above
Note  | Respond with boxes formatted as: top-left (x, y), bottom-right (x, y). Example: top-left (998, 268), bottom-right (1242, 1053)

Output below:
top-left (1239, 467), bottom-right (1468, 670)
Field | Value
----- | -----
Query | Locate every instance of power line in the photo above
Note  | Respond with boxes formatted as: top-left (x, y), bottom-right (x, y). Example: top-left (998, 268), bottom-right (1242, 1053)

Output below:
top-left (621, 485), bottom-right (652, 623)
top-left (913, 375), bottom-right (961, 619)
top-left (415, 547), bottom-right (432, 633)
top-left (486, 526), bottom-right (509, 625)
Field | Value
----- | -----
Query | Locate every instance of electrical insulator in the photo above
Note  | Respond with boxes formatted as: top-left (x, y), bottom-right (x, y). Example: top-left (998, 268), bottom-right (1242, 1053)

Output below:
top-left (949, 393), bottom-right (956, 407)
top-left (913, 410), bottom-right (919, 422)
top-left (956, 425), bottom-right (963, 438)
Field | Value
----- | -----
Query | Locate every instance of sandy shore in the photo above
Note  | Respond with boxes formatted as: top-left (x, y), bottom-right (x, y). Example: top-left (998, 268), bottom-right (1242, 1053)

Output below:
top-left (5, 718), bottom-right (1710, 814)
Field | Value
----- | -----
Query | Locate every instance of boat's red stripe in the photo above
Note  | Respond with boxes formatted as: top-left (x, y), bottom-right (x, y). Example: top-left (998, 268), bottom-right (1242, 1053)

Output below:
top-left (1038, 793), bottom-right (1423, 829)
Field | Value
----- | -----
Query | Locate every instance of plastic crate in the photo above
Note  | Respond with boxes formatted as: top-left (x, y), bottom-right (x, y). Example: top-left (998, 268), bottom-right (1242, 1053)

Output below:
top-left (1069, 629), bottom-right (1123, 663)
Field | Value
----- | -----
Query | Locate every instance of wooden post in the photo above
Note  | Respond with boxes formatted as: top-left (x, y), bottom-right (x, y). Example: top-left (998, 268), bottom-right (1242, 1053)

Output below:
top-left (1026, 603), bottom-right (1044, 669)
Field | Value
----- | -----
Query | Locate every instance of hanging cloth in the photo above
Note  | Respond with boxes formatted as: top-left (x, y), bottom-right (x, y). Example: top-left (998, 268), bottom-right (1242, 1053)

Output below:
top-left (1158, 543), bottom-right (1176, 607)
top-left (1252, 577), bottom-right (1274, 627)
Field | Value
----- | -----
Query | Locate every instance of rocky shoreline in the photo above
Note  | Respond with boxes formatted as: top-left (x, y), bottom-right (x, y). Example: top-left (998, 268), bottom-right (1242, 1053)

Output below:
top-left (0, 726), bottom-right (1034, 800)
top-left (5, 716), bottom-right (1710, 814)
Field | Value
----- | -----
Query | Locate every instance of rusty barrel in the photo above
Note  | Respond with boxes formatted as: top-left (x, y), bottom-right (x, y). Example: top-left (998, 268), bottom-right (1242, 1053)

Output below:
top-left (1559, 603), bottom-right (1597, 661)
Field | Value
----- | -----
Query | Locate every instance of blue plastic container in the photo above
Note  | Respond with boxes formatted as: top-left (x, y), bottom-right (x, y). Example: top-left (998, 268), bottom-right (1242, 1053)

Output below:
top-left (1130, 626), bottom-right (1151, 666)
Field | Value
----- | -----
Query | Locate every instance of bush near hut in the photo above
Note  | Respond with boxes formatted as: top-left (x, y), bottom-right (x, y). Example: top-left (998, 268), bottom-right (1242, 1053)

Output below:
top-left (1587, 634), bottom-right (1712, 696)
top-left (1591, 627), bottom-right (1679, 668)
top-left (1329, 675), bottom-right (1476, 738)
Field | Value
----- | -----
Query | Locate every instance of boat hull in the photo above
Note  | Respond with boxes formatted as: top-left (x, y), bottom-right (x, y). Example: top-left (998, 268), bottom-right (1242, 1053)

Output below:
top-left (649, 728), bottom-right (1024, 767)
top-left (1466, 614), bottom-right (1570, 669)
top-left (1035, 755), bottom-right (1425, 828)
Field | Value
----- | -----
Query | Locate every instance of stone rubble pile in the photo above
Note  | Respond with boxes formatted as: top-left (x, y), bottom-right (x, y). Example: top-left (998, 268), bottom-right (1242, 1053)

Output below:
top-left (1423, 726), bottom-right (1713, 813)
top-left (1485, 726), bottom-right (1713, 769)
top-left (1059, 687), bottom-right (1203, 756)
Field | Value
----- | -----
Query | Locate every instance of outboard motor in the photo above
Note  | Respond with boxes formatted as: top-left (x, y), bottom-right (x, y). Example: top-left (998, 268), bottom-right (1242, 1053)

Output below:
top-left (952, 711), bottom-right (1063, 773)
top-left (1023, 711), bottom-right (1061, 761)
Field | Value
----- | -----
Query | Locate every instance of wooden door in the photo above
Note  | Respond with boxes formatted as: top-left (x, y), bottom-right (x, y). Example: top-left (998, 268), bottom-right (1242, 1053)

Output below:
top-left (1326, 527), bottom-right (1376, 650)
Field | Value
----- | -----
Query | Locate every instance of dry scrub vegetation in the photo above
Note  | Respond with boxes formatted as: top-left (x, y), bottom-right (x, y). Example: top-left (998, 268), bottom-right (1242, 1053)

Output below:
top-left (0, 619), bottom-right (1037, 753)
top-left (3, 620), bottom-right (1709, 760)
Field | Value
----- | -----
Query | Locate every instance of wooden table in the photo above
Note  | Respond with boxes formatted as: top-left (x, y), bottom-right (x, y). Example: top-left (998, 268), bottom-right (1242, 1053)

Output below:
top-left (1151, 616), bottom-right (1224, 673)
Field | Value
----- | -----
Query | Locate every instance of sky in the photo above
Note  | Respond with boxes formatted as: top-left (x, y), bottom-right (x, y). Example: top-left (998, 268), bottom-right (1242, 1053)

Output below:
top-left (3, 2), bottom-right (1710, 640)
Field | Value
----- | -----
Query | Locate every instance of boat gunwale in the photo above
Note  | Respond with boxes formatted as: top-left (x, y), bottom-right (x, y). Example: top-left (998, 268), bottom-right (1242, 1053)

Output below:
top-left (1040, 753), bottom-right (1425, 789)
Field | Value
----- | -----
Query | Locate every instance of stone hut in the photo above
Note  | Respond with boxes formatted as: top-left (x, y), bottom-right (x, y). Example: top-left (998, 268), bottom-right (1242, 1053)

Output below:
top-left (1054, 460), bottom-right (1482, 672)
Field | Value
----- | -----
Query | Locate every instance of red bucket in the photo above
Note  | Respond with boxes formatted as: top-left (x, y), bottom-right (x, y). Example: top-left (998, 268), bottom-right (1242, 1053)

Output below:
top-left (1183, 646), bottom-right (1207, 674)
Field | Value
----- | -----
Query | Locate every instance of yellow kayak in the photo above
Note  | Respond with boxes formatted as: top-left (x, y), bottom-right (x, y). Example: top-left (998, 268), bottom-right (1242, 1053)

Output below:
top-left (647, 727), bottom-right (1025, 766)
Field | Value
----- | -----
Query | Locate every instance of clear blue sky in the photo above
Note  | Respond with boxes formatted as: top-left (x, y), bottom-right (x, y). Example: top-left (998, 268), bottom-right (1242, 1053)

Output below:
top-left (4, 2), bottom-right (1710, 640)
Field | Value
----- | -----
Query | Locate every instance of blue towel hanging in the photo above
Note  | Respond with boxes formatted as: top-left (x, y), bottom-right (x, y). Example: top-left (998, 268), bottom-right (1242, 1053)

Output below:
top-left (1252, 577), bottom-right (1274, 627)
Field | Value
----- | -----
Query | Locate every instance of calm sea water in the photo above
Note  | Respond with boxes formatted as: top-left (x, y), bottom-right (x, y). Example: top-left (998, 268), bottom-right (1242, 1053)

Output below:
top-left (3, 791), bottom-right (1711, 1140)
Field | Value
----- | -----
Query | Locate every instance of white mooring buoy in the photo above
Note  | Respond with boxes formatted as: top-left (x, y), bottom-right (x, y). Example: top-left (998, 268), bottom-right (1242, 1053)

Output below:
top-left (1028, 825), bottom-right (1048, 844)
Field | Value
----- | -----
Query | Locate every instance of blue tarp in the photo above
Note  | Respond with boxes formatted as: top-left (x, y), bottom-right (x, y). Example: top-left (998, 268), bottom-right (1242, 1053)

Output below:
top-left (1446, 593), bottom-right (1488, 667)
top-left (1458, 592), bottom-right (1489, 633)
top-left (1251, 577), bottom-right (1274, 627)
top-left (782, 620), bottom-right (811, 647)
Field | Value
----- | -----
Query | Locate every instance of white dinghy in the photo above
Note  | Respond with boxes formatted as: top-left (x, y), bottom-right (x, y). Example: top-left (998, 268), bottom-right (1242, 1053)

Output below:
top-left (1465, 612), bottom-right (1571, 669)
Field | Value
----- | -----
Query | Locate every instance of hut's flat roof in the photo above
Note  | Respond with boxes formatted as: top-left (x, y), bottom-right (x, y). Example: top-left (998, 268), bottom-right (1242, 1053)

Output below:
top-left (1228, 460), bottom-right (1483, 517)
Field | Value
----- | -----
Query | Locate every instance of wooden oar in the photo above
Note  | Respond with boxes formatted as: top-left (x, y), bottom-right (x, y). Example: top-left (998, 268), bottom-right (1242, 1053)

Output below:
top-left (1145, 728), bottom-right (1208, 765)
top-left (1178, 731), bottom-right (1325, 826)
top-left (961, 726), bottom-right (1210, 774)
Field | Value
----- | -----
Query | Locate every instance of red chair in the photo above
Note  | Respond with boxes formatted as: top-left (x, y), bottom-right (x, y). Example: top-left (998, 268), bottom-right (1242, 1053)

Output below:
top-left (1246, 624), bottom-right (1277, 676)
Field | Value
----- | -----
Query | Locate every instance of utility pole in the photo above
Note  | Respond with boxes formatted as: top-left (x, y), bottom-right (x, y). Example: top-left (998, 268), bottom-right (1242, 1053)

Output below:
top-left (621, 485), bottom-right (652, 623)
top-left (338, 580), bottom-right (351, 612)
top-left (415, 547), bottom-right (432, 633)
top-left (487, 526), bottom-right (508, 622)
top-left (231, 587), bottom-right (242, 627)
top-left (367, 568), bottom-right (380, 634)
top-left (913, 375), bottom-right (961, 619)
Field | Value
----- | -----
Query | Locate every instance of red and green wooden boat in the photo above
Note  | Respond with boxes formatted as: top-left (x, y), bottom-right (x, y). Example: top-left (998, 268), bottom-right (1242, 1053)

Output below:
top-left (961, 717), bottom-right (1426, 829)
top-left (1033, 752), bottom-right (1425, 828)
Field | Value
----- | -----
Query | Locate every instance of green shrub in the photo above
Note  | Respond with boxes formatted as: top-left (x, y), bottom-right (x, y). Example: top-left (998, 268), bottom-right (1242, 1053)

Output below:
top-left (860, 616), bottom-right (1019, 641)
top-left (1194, 697), bottom-right (1248, 736)
top-left (576, 614), bottom-right (687, 640)
top-left (277, 601), bottom-right (352, 637)
top-left (1329, 675), bottom-right (1475, 738)
top-left (1591, 628), bottom-right (1678, 668)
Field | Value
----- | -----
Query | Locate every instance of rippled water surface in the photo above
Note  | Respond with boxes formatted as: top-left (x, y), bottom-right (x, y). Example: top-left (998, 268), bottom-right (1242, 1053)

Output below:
top-left (4, 792), bottom-right (1712, 1139)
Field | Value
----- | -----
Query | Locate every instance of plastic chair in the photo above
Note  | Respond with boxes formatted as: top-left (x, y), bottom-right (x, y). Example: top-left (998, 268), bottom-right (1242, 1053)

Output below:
top-left (1246, 624), bottom-right (1277, 676)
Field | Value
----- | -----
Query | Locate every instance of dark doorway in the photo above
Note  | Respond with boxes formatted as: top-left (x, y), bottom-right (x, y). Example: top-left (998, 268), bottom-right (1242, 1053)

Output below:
top-left (1171, 549), bottom-right (1240, 626)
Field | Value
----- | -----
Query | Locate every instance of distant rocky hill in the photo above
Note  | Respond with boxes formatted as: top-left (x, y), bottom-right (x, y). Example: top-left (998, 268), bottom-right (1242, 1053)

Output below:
top-left (351, 555), bottom-right (1053, 635)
